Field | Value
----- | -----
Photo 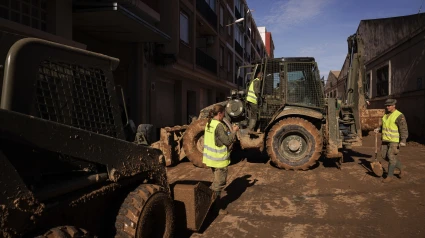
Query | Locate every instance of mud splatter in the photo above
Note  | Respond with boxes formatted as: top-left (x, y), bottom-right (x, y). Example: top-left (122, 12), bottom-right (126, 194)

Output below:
top-left (283, 223), bottom-right (312, 237)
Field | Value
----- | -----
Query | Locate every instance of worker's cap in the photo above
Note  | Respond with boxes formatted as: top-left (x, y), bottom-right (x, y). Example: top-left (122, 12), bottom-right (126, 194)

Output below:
top-left (384, 99), bottom-right (397, 106)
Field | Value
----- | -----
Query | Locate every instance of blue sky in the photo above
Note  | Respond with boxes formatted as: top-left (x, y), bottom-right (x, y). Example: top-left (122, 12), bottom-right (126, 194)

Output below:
top-left (246, 0), bottom-right (424, 80)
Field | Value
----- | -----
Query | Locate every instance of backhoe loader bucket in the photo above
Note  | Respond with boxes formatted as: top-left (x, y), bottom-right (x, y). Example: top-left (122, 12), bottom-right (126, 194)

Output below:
top-left (172, 181), bottom-right (213, 231)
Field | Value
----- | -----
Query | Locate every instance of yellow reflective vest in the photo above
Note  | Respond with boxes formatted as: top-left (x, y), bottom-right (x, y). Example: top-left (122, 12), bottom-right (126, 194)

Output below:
top-left (382, 110), bottom-right (402, 143)
top-left (247, 78), bottom-right (259, 104)
top-left (202, 119), bottom-right (230, 168)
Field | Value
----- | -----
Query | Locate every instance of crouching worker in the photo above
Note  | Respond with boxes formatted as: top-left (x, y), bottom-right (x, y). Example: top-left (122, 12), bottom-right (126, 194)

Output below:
top-left (203, 104), bottom-right (239, 215)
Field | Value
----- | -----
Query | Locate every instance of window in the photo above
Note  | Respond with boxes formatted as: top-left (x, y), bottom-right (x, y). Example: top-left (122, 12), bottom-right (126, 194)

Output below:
top-left (227, 53), bottom-right (231, 72)
top-left (235, 0), bottom-right (241, 11)
top-left (376, 65), bottom-right (389, 97)
top-left (180, 11), bottom-right (189, 44)
top-left (235, 27), bottom-right (242, 44)
top-left (365, 72), bottom-right (371, 99)
top-left (220, 46), bottom-right (224, 67)
top-left (0, 0), bottom-right (47, 31)
top-left (205, 0), bottom-right (215, 12)
top-left (220, 5), bottom-right (224, 27)
top-left (227, 18), bottom-right (231, 35)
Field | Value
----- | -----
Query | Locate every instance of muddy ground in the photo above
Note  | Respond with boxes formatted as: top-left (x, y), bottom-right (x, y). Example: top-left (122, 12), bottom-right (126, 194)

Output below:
top-left (167, 135), bottom-right (425, 238)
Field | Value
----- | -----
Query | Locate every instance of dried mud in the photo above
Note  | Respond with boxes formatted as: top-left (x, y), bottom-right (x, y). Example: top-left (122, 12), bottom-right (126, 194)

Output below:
top-left (168, 134), bottom-right (425, 237)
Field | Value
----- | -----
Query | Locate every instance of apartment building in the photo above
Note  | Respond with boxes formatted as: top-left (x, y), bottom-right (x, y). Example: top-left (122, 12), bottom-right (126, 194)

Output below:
top-left (258, 27), bottom-right (275, 58)
top-left (150, 0), bottom-right (268, 133)
top-left (0, 0), bottom-right (268, 139)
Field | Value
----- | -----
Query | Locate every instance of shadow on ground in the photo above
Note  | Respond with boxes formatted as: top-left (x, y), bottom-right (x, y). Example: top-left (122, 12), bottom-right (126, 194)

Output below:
top-left (230, 143), bottom-right (269, 165)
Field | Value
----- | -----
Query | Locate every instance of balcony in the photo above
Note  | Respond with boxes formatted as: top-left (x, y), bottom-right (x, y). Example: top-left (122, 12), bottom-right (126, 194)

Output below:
top-left (235, 40), bottom-right (243, 57)
top-left (244, 52), bottom-right (250, 63)
top-left (256, 45), bottom-right (261, 54)
top-left (235, 7), bottom-right (242, 20)
top-left (196, 0), bottom-right (217, 29)
top-left (219, 68), bottom-right (232, 82)
top-left (140, 0), bottom-right (160, 13)
top-left (196, 48), bottom-right (217, 74)
top-left (73, 2), bottom-right (169, 42)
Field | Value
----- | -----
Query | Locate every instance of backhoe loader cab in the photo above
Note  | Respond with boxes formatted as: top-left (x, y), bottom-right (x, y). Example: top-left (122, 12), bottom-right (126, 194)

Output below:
top-left (243, 57), bottom-right (325, 126)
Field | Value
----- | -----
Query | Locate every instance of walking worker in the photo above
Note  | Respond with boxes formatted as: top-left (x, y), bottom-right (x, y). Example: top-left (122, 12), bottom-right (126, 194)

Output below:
top-left (203, 104), bottom-right (239, 215)
top-left (374, 99), bottom-right (408, 183)
top-left (246, 71), bottom-right (263, 132)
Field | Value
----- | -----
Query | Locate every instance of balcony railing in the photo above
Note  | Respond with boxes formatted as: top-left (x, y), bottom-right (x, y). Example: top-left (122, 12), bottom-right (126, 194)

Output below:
top-left (196, 48), bottom-right (217, 74)
top-left (235, 40), bottom-right (243, 57)
top-left (197, 0), bottom-right (217, 29)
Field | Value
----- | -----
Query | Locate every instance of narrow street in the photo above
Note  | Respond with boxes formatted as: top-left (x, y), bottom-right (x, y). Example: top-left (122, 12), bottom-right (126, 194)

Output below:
top-left (168, 135), bottom-right (425, 237)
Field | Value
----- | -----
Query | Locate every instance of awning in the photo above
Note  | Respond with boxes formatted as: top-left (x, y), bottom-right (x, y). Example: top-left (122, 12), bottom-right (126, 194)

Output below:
top-left (73, 2), bottom-right (170, 42)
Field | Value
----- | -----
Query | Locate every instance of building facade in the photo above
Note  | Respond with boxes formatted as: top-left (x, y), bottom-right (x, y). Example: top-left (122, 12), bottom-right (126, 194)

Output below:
top-left (337, 13), bottom-right (425, 139)
top-left (0, 0), bottom-right (268, 139)
top-left (324, 70), bottom-right (340, 98)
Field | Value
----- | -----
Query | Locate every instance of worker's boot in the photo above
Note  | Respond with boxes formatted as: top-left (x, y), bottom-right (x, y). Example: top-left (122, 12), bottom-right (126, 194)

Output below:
top-left (396, 161), bottom-right (405, 179)
top-left (214, 194), bottom-right (228, 215)
top-left (382, 177), bottom-right (393, 183)
top-left (211, 191), bottom-right (220, 202)
top-left (398, 169), bottom-right (405, 178)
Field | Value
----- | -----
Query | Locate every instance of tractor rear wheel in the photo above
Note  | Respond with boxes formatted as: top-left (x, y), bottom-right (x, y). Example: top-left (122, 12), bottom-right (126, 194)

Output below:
top-left (115, 184), bottom-right (174, 238)
top-left (182, 118), bottom-right (208, 168)
top-left (266, 117), bottom-right (322, 170)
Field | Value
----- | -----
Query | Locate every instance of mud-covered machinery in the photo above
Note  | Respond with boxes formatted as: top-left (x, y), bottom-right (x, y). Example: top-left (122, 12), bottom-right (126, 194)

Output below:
top-left (159, 56), bottom-right (383, 170)
top-left (0, 33), bottom-right (211, 237)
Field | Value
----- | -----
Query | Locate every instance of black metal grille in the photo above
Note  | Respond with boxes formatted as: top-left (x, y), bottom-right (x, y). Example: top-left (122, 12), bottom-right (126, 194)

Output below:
top-left (36, 60), bottom-right (117, 137)
top-left (286, 62), bottom-right (324, 108)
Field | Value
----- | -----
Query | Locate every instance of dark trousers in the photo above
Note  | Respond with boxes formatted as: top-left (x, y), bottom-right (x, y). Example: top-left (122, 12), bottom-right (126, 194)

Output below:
top-left (211, 167), bottom-right (228, 192)
top-left (247, 102), bottom-right (258, 120)
top-left (381, 142), bottom-right (402, 177)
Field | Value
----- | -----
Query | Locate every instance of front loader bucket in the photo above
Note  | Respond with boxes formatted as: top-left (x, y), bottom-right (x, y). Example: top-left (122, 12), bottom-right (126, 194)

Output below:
top-left (151, 125), bottom-right (187, 166)
top-left (360, 109), bottom-right (385, 131)
top-left (172, 181), bottom-right (213, 231)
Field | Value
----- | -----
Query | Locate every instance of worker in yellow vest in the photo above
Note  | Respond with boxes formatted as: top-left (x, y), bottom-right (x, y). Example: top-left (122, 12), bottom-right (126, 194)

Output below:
top-left (374, 99), bottom-right (408, 183)
top-left (203, 104), bottom-right (239, 215)
top-left (246, 71), bottom-right (263, 132)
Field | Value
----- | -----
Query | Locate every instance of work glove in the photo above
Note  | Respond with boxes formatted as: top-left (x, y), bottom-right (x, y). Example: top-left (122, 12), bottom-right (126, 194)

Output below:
top-left (373, 128), bottom-right (380, 133)
top-left (399, 142), bottom-right (406, 147)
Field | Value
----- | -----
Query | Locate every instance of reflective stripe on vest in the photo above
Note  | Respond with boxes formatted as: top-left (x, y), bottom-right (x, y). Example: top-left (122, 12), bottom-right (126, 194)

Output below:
top-left (247, 78), bottom-right (259, 104)
top-left (202, 119), bottom-right (230, 168)
top-left (382, 110), bottom-right (402, 142)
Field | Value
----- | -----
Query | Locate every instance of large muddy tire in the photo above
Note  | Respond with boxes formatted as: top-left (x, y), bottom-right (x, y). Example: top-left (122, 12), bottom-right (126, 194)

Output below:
top-left (182, 118), bottom-right (208, 168)
top-left (115, 184), bottom-right (174, 238)
top-left (266, 117), bottom-right (322, 170)
top-left (37, 226), bottom-right (91, 238)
